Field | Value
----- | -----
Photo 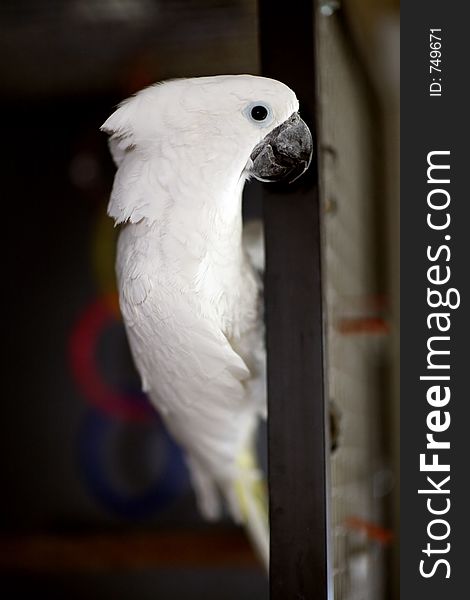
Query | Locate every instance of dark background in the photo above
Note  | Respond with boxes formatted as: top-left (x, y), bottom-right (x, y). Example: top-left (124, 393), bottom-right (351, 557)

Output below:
top-left (0, 1), bottom-right (400, 598)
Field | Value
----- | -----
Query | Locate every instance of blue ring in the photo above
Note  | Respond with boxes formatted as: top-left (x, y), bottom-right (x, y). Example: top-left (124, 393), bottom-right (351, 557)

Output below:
top-left (78, 409), bottom-right (189, 519)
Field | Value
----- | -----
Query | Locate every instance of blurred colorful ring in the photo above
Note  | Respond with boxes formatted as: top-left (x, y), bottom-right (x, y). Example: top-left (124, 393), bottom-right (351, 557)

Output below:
top-left (69, 294), bottom-right (155, 422)
top-left (91, 210), bottom-right (119, 314)
top-left (78, 409), bottom-right (189, 518)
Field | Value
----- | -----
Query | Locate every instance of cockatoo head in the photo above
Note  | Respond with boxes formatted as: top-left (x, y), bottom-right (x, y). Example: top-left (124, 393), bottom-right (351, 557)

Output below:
top-left (101, 75), bottom-right (312, 223)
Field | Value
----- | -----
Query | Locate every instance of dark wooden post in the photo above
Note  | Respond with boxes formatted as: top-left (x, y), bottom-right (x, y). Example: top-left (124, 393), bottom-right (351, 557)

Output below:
top-left (258, 1), bottom-right (330, 598)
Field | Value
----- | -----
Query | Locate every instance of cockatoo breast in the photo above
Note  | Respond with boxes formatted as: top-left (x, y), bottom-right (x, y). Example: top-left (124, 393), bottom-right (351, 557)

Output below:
top-left (116, 167), bottom-right (260, 342)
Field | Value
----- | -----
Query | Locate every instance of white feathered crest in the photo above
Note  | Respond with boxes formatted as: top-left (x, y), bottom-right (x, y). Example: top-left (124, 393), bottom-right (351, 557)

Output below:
top-left (101, 91), bottom-right (162, 225)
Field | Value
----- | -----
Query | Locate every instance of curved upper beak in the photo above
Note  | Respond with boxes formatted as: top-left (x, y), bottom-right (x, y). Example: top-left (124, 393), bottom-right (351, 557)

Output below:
top-left (248, 112), bottom-right (313, 184)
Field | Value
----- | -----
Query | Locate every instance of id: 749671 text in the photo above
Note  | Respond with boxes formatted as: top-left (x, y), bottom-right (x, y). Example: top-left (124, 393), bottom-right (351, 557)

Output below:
top-left (429, 29), bottom-right (442, 97)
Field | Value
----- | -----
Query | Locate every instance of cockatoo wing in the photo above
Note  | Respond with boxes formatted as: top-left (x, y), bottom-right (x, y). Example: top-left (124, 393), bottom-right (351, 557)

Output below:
top-left (117, 236), bottom-right (254, 486)
top-left (117, 228), bottom-right (269, 565)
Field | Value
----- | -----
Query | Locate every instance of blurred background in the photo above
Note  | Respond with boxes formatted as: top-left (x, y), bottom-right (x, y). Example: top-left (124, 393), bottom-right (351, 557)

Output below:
top-left (0, 1), bottom-right (399, 598)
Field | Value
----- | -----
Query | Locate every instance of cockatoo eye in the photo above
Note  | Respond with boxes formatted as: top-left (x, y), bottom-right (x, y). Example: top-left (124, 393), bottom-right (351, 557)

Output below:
top-left (244, 102), bottom-right (273, 127)
top-left (251, 105), bottom-right (268, 121)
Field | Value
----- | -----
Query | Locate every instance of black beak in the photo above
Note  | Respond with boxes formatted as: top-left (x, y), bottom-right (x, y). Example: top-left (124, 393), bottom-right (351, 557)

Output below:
top-left (249, 112), bottom-right (313, 183)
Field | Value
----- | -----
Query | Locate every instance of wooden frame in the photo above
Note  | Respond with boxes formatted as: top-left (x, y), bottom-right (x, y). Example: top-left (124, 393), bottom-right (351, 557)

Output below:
top-left (258, 0), bottom-right (330, 598)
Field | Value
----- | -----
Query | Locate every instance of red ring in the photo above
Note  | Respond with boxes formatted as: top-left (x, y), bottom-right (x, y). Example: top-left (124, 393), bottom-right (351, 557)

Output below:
top-left (68, 294), bottom-right (155, 422)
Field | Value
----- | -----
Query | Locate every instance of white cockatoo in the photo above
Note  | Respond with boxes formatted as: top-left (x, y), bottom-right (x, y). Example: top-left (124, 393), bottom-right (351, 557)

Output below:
top-left (101, 75), bottom-right (312, 567)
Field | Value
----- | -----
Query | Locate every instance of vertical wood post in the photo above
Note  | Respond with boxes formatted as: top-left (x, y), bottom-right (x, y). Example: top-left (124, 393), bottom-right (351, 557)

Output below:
top-left (258, 1), bottom-right (330, 598)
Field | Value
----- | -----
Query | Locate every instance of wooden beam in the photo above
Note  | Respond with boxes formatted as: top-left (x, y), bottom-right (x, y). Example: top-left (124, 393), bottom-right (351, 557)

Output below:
top-left (0, 529), bottom-right (259, 572)
top-left (258, 0), bottom-right (330, 598)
